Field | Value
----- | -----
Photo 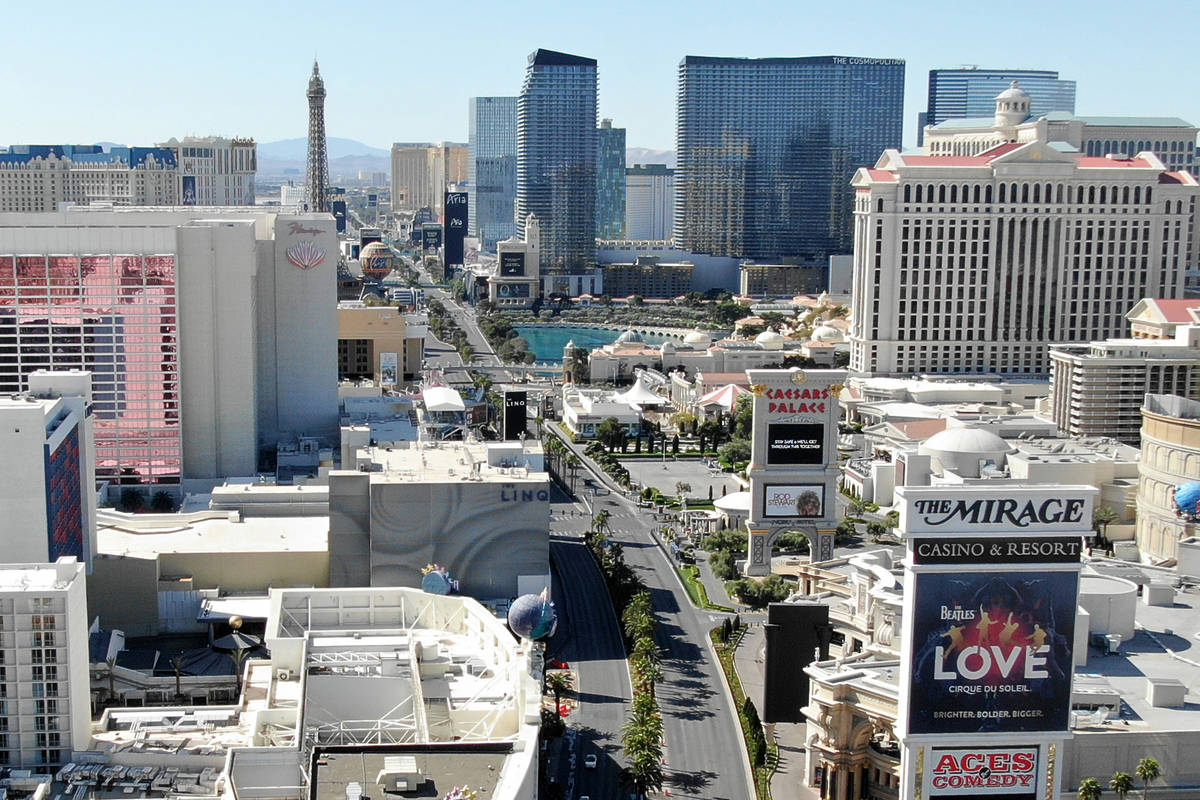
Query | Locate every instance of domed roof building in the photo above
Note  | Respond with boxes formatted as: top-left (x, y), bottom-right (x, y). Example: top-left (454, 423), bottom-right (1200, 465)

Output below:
top-left (919, 425), bottom-right (1013, 478)
top-left (755, 330), bottom-right (786, 351)
top-left (615, 328), bottom-right (644, 344)
top-left (811, 323), bottom-right (843, 343)
top-left (683, 329), bottom-right (712, 348)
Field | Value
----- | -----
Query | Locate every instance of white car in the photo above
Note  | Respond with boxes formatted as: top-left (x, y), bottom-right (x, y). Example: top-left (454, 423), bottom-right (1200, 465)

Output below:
top-left (584, 754), bottom-right (598, 769)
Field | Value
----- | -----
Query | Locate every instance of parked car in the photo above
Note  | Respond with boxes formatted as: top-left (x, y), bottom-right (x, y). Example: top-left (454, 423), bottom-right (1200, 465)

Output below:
top-left (584, 754), bottom-right (597, 769)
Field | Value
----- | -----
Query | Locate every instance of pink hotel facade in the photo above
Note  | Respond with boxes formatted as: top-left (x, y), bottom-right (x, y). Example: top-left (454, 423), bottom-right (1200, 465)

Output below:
top-left (0, 208), bottom-right (339, 484)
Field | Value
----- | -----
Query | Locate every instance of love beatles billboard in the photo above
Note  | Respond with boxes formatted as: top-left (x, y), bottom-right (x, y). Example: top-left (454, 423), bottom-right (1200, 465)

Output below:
top-left (906, 567), bottom-right (1078, 735)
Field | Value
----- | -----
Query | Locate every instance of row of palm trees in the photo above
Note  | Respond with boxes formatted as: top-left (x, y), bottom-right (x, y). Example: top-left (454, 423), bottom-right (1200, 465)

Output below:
top-left (1078, 757), bottom-right (1161, 799)
top-left (581, 511), bottom-right (665, 799)
top-left (621, 590), bottom-right (665, 799)
top-left (543, 435), bottom-right (582, 492)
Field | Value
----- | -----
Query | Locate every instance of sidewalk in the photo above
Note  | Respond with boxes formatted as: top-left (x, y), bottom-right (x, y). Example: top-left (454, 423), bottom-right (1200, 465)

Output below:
top-left (695, 550), bottom-right (740, 610)
top-left (733, 624), bottom-right (820, 800)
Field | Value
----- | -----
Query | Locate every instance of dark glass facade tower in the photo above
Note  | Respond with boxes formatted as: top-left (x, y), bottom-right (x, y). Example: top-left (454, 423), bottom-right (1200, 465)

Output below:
top-left (920, 68), bottom-right (1076, 144)
top-left (596, 119), bottom-right (626, 238)
top-left (468, 96), bottom-right (518, 252)
top-left (516, 49), bottom-right (598, 274)
top-left (674, 55), bottom-right (904, 262)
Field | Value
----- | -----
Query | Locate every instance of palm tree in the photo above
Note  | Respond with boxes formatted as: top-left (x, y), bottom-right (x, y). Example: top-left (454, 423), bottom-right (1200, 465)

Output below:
top-left (593, 510), bottom-right (612, 537)
top-left (171, 653), bottom-right (187, 701)
top-left (1093, 506), bottom-right (1119, 552)
top-left (544, 671), bottom-right (572, 718)
top-left (229, 648), bottom-right (253, 698)
top-left (1109, 772), bottom-right (1134, 800)
top-left (1077, 777), bottom-right (1103, 800)
top-left (1136, 757), bottom-right (1161, 797)
top-left (564, 454), bottom-right (581, 493)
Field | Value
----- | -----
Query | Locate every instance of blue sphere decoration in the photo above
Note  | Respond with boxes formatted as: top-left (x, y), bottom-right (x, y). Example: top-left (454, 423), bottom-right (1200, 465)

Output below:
top-left (1176, 482), bottom-right (1200, 520)
top-left (507, 593), bottom-right (558, 640)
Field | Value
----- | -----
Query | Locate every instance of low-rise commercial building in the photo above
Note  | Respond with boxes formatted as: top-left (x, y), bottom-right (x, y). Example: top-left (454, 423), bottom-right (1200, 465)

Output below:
top-left (739, 262), bottom-right (826, 298)
top-left (599, 257), bottom-right (694, 299)
top-left (337, 303), bottom-right (426, 384)
top-left (1049, 324), bottom-right (1200, 444)
top-left (68, 585), bottom-right (539, 799)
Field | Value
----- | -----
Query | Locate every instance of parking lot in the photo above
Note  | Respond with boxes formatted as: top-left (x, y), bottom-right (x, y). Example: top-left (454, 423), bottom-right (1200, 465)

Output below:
top-left (618, 457), bottom-right (744, 501)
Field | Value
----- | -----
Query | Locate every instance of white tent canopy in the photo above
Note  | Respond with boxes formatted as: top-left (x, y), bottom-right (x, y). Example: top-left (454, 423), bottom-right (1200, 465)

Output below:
top-left (422, 386), bottom-right (466, 412)
top-left (616, 378), bottom-right (664, 408)
top-left (696, 383), bottom-right (749, 411)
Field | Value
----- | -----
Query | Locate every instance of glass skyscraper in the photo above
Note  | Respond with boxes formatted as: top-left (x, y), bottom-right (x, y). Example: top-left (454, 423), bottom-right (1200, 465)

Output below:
top-left (920, 68), bottom-right (1075, 144)
top-left (468, 96), bottom-right (518, 252)
top-left (516, 49), bottom-right (598, 274)
top-left (674, 55), bottom-right (904, 262)
top-left (596, 119), bottom-right (626, 239)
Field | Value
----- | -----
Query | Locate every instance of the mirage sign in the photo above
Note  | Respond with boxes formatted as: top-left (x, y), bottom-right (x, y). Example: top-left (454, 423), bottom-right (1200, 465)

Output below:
top-left (899, 488), bottom-right (1094, 535)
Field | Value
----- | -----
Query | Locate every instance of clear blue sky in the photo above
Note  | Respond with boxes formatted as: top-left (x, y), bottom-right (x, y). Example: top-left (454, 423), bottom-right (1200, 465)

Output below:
top-left (5, 0), bottom-right (1198, 152)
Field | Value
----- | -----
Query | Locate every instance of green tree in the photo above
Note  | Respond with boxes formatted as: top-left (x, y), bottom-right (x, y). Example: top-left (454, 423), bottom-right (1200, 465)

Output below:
top-left (718, 438), bottom-right (751, 466)
top-left (592, 510), bottom-right (612, 537)
top-left (597, 417), bottom-right (627, 453)
top-left (709, 550), bottom-right (740, 581)
top-left (565, 346), bottom-right (590, 384)
top-left (544, 671), bottom-right (573, 718)
top-left (775, 530), bottom-right (809, 554)
top-left (1109, 772), bottom-right (1134, 800)
top-left (564, 454), bottom-right (581, 493)
top-left (674, 481), bottom-right (692, 500)
top-left (1094, 505), bottom-right (1119, 550)
top-left (119, 489), bottom-right (144, 513)
top-left (1077, 777), bottom-right (1103, 800)
top-left (1136, 757), bottom-right (1161, 797)
top-left (150, 491), bottom-right (175, 513)
top-left (742, 698), bottom-right (767, 766)
top-left (732, 394), bottom-right (754, 438)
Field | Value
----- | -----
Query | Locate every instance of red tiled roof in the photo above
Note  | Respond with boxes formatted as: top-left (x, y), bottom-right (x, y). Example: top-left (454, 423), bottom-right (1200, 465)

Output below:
top-left (897, 155), bottom-right (993, 167)
top-left (1143, 298), bottom-right (1200, 323)
top-left (977, 142), bottom-right (1024, 158)
top-left (891, 418), bottom-right (949, 440)
top-left (1159, 171), bottom-right (1193, 184)
top-left (865, 169), bottom-right (898, 182)
top-left (1075, 156), bottom-right (1152, 168)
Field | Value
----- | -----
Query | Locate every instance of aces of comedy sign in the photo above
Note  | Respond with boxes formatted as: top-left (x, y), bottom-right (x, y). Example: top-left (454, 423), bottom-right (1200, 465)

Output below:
top-left (906, 568), bottom-right (1078, 735)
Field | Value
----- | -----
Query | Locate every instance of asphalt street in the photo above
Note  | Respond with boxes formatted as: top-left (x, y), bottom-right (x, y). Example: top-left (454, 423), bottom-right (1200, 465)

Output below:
top-left (408, 256), bottom-right (752, 797)
top-left (547, 489), bottom-right (634, 800)
top-left (557, 447), bottom-right (753, 799)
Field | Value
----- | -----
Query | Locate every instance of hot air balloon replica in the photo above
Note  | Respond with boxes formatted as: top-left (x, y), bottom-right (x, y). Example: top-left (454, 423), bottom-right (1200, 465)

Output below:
top-left (1175, 481), bottom-right (1200, 521)
top-left (507, 587), bottom-right (557, 640)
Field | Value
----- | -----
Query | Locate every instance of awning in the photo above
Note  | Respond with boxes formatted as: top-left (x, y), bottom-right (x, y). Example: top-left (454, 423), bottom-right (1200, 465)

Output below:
top-left (422, 386), bottom-right (466, 412)
top-left (696, 383), bottom-right (749, 411)
top-left (616, 379), bottom-right (664, 408)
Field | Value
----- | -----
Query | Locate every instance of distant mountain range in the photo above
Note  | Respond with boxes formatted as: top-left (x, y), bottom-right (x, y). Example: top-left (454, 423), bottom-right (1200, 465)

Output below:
top-left (627, 147), bottom-right (675, 168)
top-left (258, 137), bottom-right (390, 161)
top-left (253, 138), bottom-right (676, 179)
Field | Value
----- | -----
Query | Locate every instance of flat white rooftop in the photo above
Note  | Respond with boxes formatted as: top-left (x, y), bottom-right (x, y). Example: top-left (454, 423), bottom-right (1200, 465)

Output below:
top-left (98, 514), bottom-right (328, 556)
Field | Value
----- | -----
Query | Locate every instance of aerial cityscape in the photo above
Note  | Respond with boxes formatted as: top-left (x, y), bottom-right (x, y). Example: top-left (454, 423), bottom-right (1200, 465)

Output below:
top-left (1, 3), bottom-right (1200, 799)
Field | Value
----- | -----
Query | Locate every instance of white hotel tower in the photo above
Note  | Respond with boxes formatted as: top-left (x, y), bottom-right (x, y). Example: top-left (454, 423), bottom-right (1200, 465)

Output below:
top-left (849, 83), bottom-right (1198, 376)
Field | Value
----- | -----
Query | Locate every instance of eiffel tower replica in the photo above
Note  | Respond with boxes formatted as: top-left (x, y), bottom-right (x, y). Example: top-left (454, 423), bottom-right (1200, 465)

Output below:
top-left (305, 61), bottom-right (330, 213)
